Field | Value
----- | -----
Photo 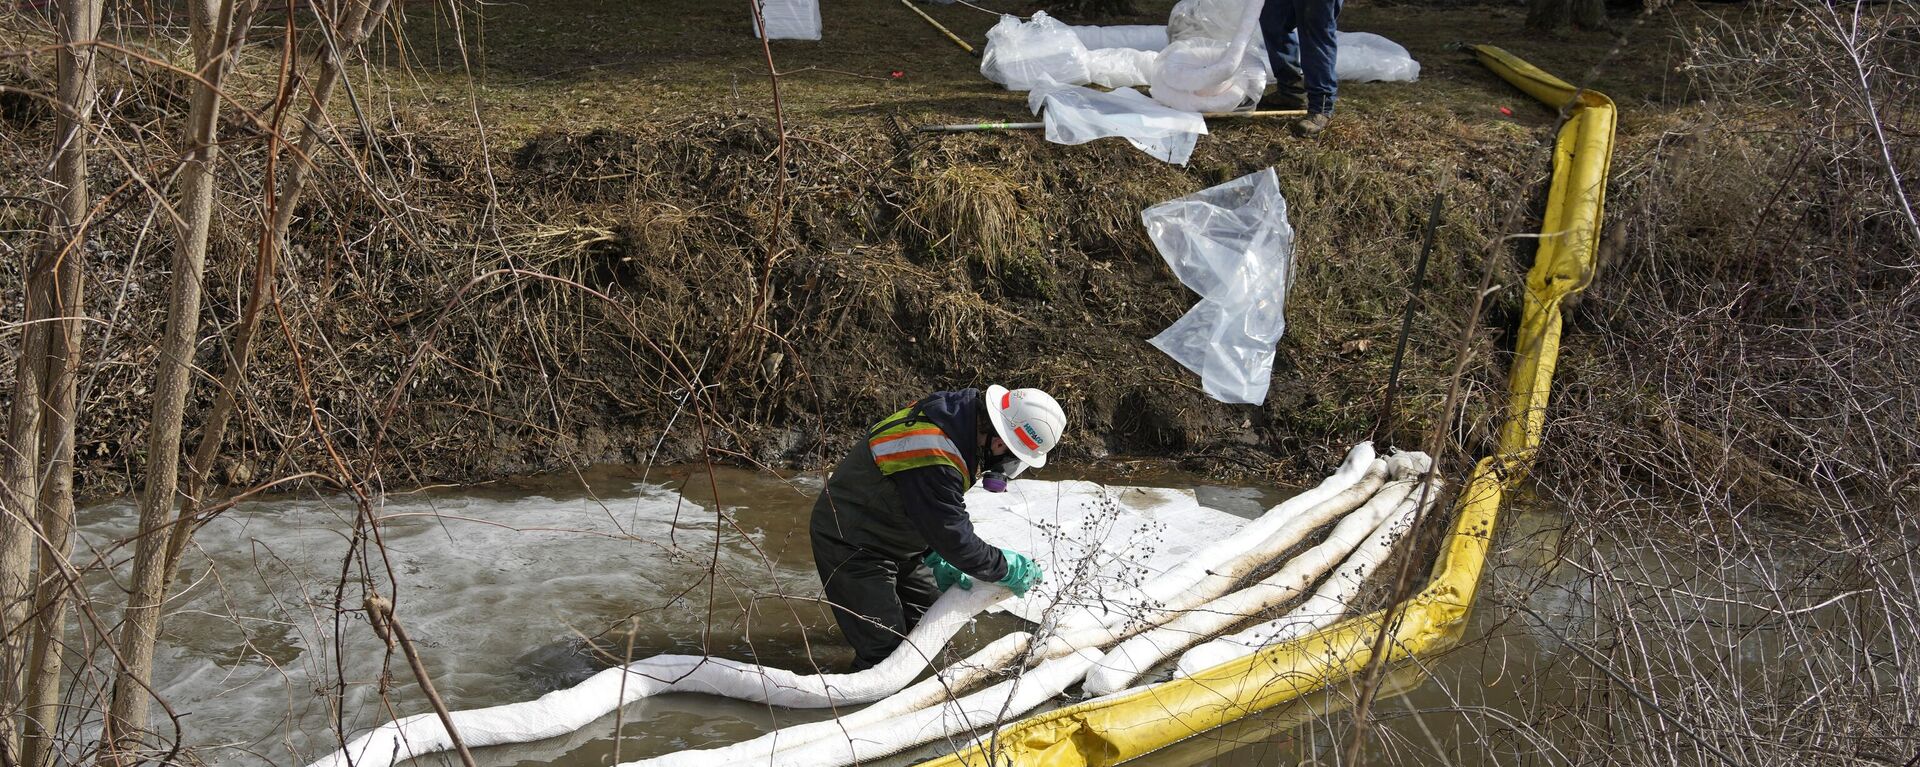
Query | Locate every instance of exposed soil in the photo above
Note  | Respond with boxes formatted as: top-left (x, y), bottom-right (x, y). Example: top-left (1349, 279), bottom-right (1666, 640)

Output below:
top-left (2, 0), bottom-right (1902, 521)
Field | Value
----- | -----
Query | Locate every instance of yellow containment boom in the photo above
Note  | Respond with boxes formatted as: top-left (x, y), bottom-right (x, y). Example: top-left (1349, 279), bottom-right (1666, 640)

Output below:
top-left (913, 45), bottom-right (1616, 767)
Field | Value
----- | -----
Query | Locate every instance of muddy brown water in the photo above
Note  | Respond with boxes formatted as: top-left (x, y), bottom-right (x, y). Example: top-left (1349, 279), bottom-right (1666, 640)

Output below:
top-left (75, 463), bottom-right (1726, 766)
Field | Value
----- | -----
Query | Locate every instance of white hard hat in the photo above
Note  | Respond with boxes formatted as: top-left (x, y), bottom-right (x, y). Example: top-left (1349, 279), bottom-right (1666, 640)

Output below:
top-left (985, 385), bottom-right (1066, 469)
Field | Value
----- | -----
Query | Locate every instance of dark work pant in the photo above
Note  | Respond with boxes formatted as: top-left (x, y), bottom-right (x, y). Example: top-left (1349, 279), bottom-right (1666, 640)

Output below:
top-left (811, 531), bottom-right (942, 671)
top-left (1261, 0), bottom-right (1342, 114)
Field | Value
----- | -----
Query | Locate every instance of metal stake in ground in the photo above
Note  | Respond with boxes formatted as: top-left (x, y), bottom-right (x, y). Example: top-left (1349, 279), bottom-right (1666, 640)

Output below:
top-left (1374, 191), bottom-right (1445, 443)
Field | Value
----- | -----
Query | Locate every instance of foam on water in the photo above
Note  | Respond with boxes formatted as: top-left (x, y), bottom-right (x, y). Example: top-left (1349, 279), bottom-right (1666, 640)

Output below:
top-left (72, 469), bottom-right (1248, 766)
top-left (74, 472), bottom-right (813, 764)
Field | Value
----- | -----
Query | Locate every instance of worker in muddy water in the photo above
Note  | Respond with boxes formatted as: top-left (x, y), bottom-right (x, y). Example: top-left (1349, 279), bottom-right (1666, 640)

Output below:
top-left (810, 385), bottom-right (1065, 670)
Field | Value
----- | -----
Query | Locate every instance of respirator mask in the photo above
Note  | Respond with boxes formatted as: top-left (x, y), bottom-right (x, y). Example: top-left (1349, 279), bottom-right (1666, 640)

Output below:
top-left (981, 451), bottom-right (1026, 493)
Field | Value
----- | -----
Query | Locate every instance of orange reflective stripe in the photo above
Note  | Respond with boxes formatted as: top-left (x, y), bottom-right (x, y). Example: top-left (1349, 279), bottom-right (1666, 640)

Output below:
top-left (1015, 426), bottom-right (1040, 451)
top-left (877, 447), bottom-right (966, 466)
top-left (870, 427), bottom-right (947, 446)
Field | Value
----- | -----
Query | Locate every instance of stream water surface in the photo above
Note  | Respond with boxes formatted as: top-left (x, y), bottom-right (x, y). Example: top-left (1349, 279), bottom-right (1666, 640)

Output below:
top-left (73, 462), bottom-right (1830, 766)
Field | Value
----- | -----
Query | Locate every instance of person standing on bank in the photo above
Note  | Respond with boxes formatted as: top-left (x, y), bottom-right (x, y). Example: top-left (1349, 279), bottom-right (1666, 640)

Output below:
top-left (809, 386), bottom-right (1065, 670)
top-left (1256, 0), bottom-right (1341, 137)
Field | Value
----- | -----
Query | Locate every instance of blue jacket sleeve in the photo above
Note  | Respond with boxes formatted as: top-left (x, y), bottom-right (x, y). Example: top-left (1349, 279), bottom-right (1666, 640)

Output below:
top-left (892, 465), bottom-right (1009, 582)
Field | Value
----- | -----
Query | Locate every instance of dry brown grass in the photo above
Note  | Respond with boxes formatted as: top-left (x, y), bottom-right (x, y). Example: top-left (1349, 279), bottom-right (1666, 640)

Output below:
top-left (905, 163), bottom-right (1036, 273)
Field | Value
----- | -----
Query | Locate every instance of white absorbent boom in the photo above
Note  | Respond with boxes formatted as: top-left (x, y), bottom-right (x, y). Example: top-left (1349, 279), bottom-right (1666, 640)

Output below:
top-left (308, 442), bottom-right (1428, 767)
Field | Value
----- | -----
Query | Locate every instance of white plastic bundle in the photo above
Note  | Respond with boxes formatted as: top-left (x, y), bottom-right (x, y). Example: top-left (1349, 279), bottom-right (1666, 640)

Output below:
top-left (1149, 0), bottom-right (1270, 112)
top-left (980, 12), bottom-right (1091, 91)
top-left (1027, 84), bottom-right (1208, 165)
top-left (1167, 0), bottom-right (1259, 41)
top-left (1143, 167), bottom-right (1295, 404)
top-left (1069, 24), bottom-right (1170, 51)
top-left (752, 0), bottom-right (820, 40)
top-left (1085, 47), bottom-right (1159, 88)
top-left (1336, 31), bottom-right (1421, 82)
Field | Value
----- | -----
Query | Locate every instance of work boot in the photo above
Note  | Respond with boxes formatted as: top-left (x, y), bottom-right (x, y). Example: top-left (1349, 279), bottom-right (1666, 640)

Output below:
top-left (1256, 88), bottom-right (1307, 111)
top-left (1292, 112), bottom-right (1332, 138)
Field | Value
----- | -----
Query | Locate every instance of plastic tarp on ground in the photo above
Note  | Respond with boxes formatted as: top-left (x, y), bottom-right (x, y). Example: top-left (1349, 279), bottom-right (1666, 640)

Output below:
top-left (1142, 167), bottom-right (1295, 404)
top-left (910, 45), bottom-right (1614, 767)
top-left (752, 0), bottom-right (819, 40)
top-left (1028, 85), bottom-right (1208, 165)
top-left (1336, 31), bottom-right (1421, 82)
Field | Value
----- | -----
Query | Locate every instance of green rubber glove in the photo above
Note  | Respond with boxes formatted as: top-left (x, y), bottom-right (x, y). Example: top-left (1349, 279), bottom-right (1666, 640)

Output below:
top-left (923, 552), bottom-right (973, 592)
top-left (995, 548), bottom-right (1043, 597)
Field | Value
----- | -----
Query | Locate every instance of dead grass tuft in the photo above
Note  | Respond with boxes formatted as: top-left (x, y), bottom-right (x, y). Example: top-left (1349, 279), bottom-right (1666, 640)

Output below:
top-left (905, 164), bottom-right (1035, 273)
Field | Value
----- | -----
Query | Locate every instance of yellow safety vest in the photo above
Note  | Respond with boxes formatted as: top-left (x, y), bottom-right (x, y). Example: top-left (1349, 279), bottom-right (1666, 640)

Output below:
top-left (866, 403), bottom-right (973, 489)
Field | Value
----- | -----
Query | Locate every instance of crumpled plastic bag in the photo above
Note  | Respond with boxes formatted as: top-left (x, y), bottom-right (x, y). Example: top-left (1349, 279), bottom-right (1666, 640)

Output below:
top-left (1336, 31), bottom-right (1421, 82)
top-left (752, 0), bottom-right (820, 40)
top-left (981, 12), bottom-right (1092, 91)
top-left (1142, 167), bottom-right (1295, 404)
top-left (1028, 84), bottom-right (1207, 165)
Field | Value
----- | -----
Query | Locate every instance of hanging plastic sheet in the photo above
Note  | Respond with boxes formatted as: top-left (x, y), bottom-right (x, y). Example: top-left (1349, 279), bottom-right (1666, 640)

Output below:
top-left (752, 0), bottom-right (820, 40)
top-left (1142, 167), bottom-right (1294, 404)
top-left (1027, 84), bottom-right (1208, 165)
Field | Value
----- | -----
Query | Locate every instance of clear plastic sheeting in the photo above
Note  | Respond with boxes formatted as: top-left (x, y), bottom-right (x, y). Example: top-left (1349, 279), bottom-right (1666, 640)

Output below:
top-left (980, 12), bottom-right (1091, 91)
top-left (752, 0), bottom-right (820, 40)
top-left (1150, 38), bottom-right (1268, 112)
top-left (1149, 0), bottom-right (1271, 112)
top-left (1070, 24), bottom-right (1170, 51)
top-left (1085, 47), bottom-right (1158, 88)
top-left (1166, 0), bottom-right (1260, 42)
top-left (1337, 31), bottom-right (1421, 82)
top-left (1143, 167), bottom-right (1295, 404)
top-left (1027, 84), bottom-right (1207, 165)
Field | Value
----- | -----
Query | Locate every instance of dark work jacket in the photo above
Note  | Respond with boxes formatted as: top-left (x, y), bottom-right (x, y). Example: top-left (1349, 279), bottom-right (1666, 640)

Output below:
top-left (809, 389), bottom-right (1009, 582)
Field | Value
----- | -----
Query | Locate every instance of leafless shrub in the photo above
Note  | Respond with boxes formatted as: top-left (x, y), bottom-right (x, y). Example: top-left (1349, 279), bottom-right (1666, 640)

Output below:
top-left (1484, 0), bottom-right (1920, 763)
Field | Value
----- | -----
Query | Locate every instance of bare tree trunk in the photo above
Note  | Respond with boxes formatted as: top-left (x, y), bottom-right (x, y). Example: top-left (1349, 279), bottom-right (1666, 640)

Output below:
top-left (102, 0), bottom-right (252, 757)
top-left (0, 251), bottom-right (50, 767)
top-left (18, 2), bottom-right (107, 764)
top-left (0, 88), bottom-right (57, 767)
top-left (167, 0), bottom-right (393, 582)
